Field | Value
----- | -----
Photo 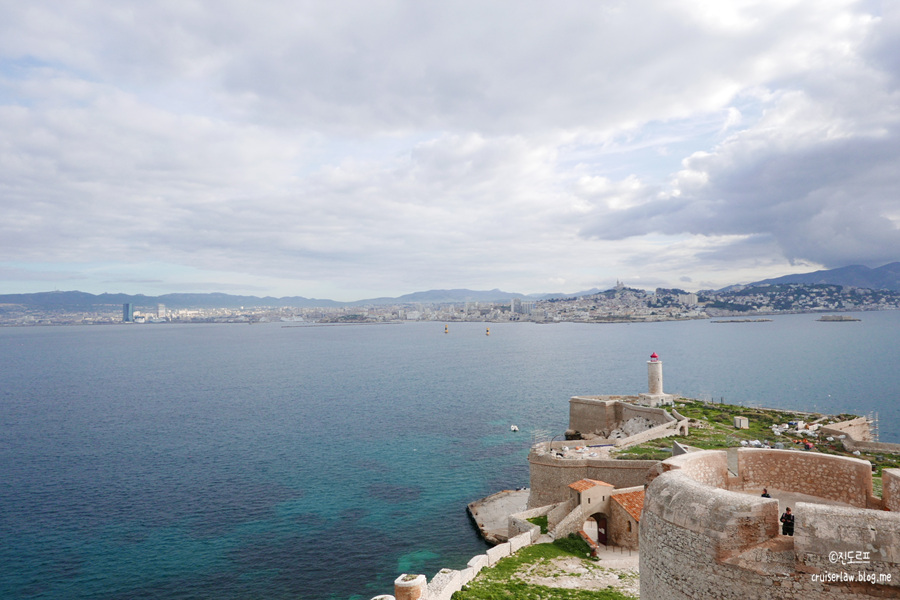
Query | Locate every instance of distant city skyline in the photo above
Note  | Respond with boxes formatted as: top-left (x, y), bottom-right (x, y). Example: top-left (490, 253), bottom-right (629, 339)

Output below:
top-left (2, 2), bottom-right (898, 301)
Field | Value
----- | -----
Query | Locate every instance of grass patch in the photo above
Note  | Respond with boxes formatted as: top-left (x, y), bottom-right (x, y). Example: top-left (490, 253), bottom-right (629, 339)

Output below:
top-left (453, 540), bottom-right (635, 600)
top-left (527, 515), bottom-right (548, 534)
top-left (453, 580), bottom-right (634, 600)
top-left (612, 399), bottom-right (900, 474)
top-left (552, 534), bottom-right (594, 558)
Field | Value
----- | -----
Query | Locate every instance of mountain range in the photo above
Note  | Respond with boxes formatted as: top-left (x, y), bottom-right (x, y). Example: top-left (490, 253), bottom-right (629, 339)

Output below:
top-left (748, 262), bottom-right (900, 290)
top-left (1, 263), bottom-right (896, 310)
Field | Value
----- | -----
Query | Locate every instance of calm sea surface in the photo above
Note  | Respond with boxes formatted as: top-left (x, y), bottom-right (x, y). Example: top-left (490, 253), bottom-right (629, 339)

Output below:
top-left (2, 312), bottom-right (899, 599)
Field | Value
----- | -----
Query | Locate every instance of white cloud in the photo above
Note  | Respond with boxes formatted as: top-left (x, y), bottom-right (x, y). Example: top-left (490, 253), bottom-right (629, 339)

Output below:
top-left (0, 0), bottom-right (896, 298)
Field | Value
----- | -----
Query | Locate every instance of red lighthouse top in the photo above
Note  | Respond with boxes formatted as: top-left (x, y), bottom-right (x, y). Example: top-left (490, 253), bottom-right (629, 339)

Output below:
top-left (650, 352), bottom-right (659, 362)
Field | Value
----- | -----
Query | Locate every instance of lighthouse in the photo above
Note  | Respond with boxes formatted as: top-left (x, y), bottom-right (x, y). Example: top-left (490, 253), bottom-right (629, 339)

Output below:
top-left (638, 352), bottom-right (675, 407)
top-left (648, 352), bottom-right (663, 395)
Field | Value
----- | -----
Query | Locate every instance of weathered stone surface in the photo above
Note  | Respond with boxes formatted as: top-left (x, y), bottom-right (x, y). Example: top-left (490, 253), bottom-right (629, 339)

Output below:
top-left (393, 574), bottom-right (426, 600)
top-left (640, 449), bottom-right (900, 599)
top-left (509, 532), bottom-right (531, 553)
top-left (485, 542), bottom-right (510, 565)
top-left (466, 554), bottom-right (488, 574)
top-left (426, 568), bottom-right (461, 600)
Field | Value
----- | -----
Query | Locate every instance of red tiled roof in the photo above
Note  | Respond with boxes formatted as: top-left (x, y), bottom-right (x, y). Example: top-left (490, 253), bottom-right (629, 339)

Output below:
top-left (611, 489), bottom-right (645, 522)
top-left (568, 478), bottom-right (614, 492)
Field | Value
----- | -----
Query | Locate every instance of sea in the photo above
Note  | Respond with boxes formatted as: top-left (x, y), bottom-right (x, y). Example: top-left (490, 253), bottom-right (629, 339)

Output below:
top-left (2, 311), bottom-right (899, 600)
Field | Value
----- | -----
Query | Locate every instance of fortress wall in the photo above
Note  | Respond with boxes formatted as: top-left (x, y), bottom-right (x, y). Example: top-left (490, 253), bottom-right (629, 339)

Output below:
top-left (567, 396), bottom-right (674, 435)
top-left (821, 418), bottom-right (900, 455)
top-left (546, 499), bottom-right (576, 531)
top-left (662, 449), bottom-right (729, 488)
top-left (551, 504), bottom-right (588, 538)
top-left (643, 470), bottom-right (778, 560)
top-left (527, 451), bottom-right (657, 508)
top-left (507, 504), bottom-right (556, 541)
top-left (795, 502), bottom-right (900, 569)
top-left (640, 450), bottom-right (900, 600)
top-left (884, 469), bottom-right (900, 512)
top-left (640, 508), bottom-right (797, 600)
top-left (586, 458), bottom-right (661, 488)
top-left (640, 508), bottom-right (889, 600)
top-left (613, 420), bottom-right (678, 448)
top-left (736, 449), bottom-right (872, 507)
top-left (618, 402), bottom-right (675, 426)
top-left (821, 417), bottom-right (873, 442)
top-left (568, 396), bottom-right (618, 434)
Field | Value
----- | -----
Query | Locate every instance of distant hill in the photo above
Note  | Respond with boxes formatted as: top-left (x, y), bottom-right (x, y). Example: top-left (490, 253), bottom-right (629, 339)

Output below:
top-left (4, 264), bottom-right (897, 311)
top-left (349, 288), bottom-right (528, 306)
top-left (0, 288), bottom-right (611, 311)
top-left (750, 262), bottom-right (900, 291)
top-left (0, 291), bottom-right (341, 310)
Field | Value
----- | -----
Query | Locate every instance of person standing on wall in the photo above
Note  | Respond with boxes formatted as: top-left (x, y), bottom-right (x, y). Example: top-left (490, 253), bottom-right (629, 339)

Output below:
top-left (780, 507), bottom-right (794, 536)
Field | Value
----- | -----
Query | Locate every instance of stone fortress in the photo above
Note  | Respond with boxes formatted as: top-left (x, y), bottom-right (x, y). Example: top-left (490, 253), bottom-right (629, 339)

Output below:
top-left (369, 353), bottom-right (900, 600)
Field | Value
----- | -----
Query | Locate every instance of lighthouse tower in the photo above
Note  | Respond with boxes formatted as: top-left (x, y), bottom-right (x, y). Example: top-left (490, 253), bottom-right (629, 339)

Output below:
top-left (638, 352), bottom-right (675, 407)
top-left (648, 352), bottom-right (663, 395)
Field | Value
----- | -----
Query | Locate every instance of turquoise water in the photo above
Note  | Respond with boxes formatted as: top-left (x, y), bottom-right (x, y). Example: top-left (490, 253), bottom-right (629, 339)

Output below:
top-left (1, 312), bottom-right (898, 599)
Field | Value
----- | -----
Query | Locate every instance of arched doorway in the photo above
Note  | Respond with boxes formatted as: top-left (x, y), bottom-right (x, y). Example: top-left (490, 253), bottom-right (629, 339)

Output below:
top-left (583, 513), bottom-right (608, 546)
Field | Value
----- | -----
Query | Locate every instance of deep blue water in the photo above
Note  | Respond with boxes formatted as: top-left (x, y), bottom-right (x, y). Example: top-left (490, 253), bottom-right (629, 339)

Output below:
top-left (2, 312), bottom-right (899, 599)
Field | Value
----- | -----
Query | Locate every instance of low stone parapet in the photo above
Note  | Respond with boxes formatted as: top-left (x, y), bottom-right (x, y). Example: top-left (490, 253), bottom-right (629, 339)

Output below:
top-left (884, 469), bottom-right (900, 511)
top-left (426, 569), bottom-right (462, 600)
top-left (508, 502), bottom-right (556, 541)
top-left (466, 553), bottom-right (488, 574)
top-left (485, 542), bottom-right (511, 565)
top-left (508, 532), bottom-right (532, 553)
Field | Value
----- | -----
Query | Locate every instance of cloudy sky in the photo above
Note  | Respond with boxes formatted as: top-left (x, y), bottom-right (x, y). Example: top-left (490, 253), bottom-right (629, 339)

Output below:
top-left (1, 1), bottom-right (898, 300)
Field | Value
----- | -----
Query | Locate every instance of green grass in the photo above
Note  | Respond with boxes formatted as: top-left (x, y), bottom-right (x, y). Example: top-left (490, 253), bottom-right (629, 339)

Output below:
top-left (612, 399), bottom-right (900, 473)
top-left (453, 539), bottom-right (636, 600)
top-left (526, 515), bottom-right (549, 534)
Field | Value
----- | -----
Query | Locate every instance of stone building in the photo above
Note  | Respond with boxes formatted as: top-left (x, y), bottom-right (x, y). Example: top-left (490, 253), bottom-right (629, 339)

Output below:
top-left (608, 489), bottom-right (643, 550)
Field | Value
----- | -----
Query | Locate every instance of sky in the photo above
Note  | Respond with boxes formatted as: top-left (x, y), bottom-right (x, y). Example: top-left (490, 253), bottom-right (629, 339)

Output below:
top-left (1, 1), bottom-right (898, 301)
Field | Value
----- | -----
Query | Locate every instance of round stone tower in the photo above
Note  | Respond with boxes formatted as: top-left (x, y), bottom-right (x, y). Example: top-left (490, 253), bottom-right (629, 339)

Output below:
top-left (648, 352), bottom-right (663, 395)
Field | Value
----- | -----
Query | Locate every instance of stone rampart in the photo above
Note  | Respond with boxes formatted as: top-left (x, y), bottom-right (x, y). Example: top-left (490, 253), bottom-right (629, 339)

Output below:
top-left (507, 504), bottom-right (555, 541)
top-left (822, 418), bottom-right (900, 455)
top-left (527, 448), bottom-right (657, 507)
top-left (568, 396), bottom-right (675, 438)
top-left (884, 469), bottom-right (900, 512)
top-left (734, 448), bottom-right (874, 507)
top-left (795, 502), bottom-right (900, 565)
top-left (612, 419), bottom-right (679, 448)
top-left (373, 530), bottom-right (538, 600)
top-left (640, 449), bottom-right (900, 599)
top-left (550, 503), bottom-right (588, 539)
top-left (821, 417), bottom-right (873, 442)
top-left (546, 498), bottom-right (576, 530)
top-left (568, 396), bottom-right (628, 434)
top-left (659, 447), bottom-right (729, 488)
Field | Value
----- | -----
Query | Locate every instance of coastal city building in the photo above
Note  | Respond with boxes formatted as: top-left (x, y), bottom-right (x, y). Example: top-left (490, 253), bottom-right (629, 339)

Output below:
top-left (2, 282), bottom-right (899, 326)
